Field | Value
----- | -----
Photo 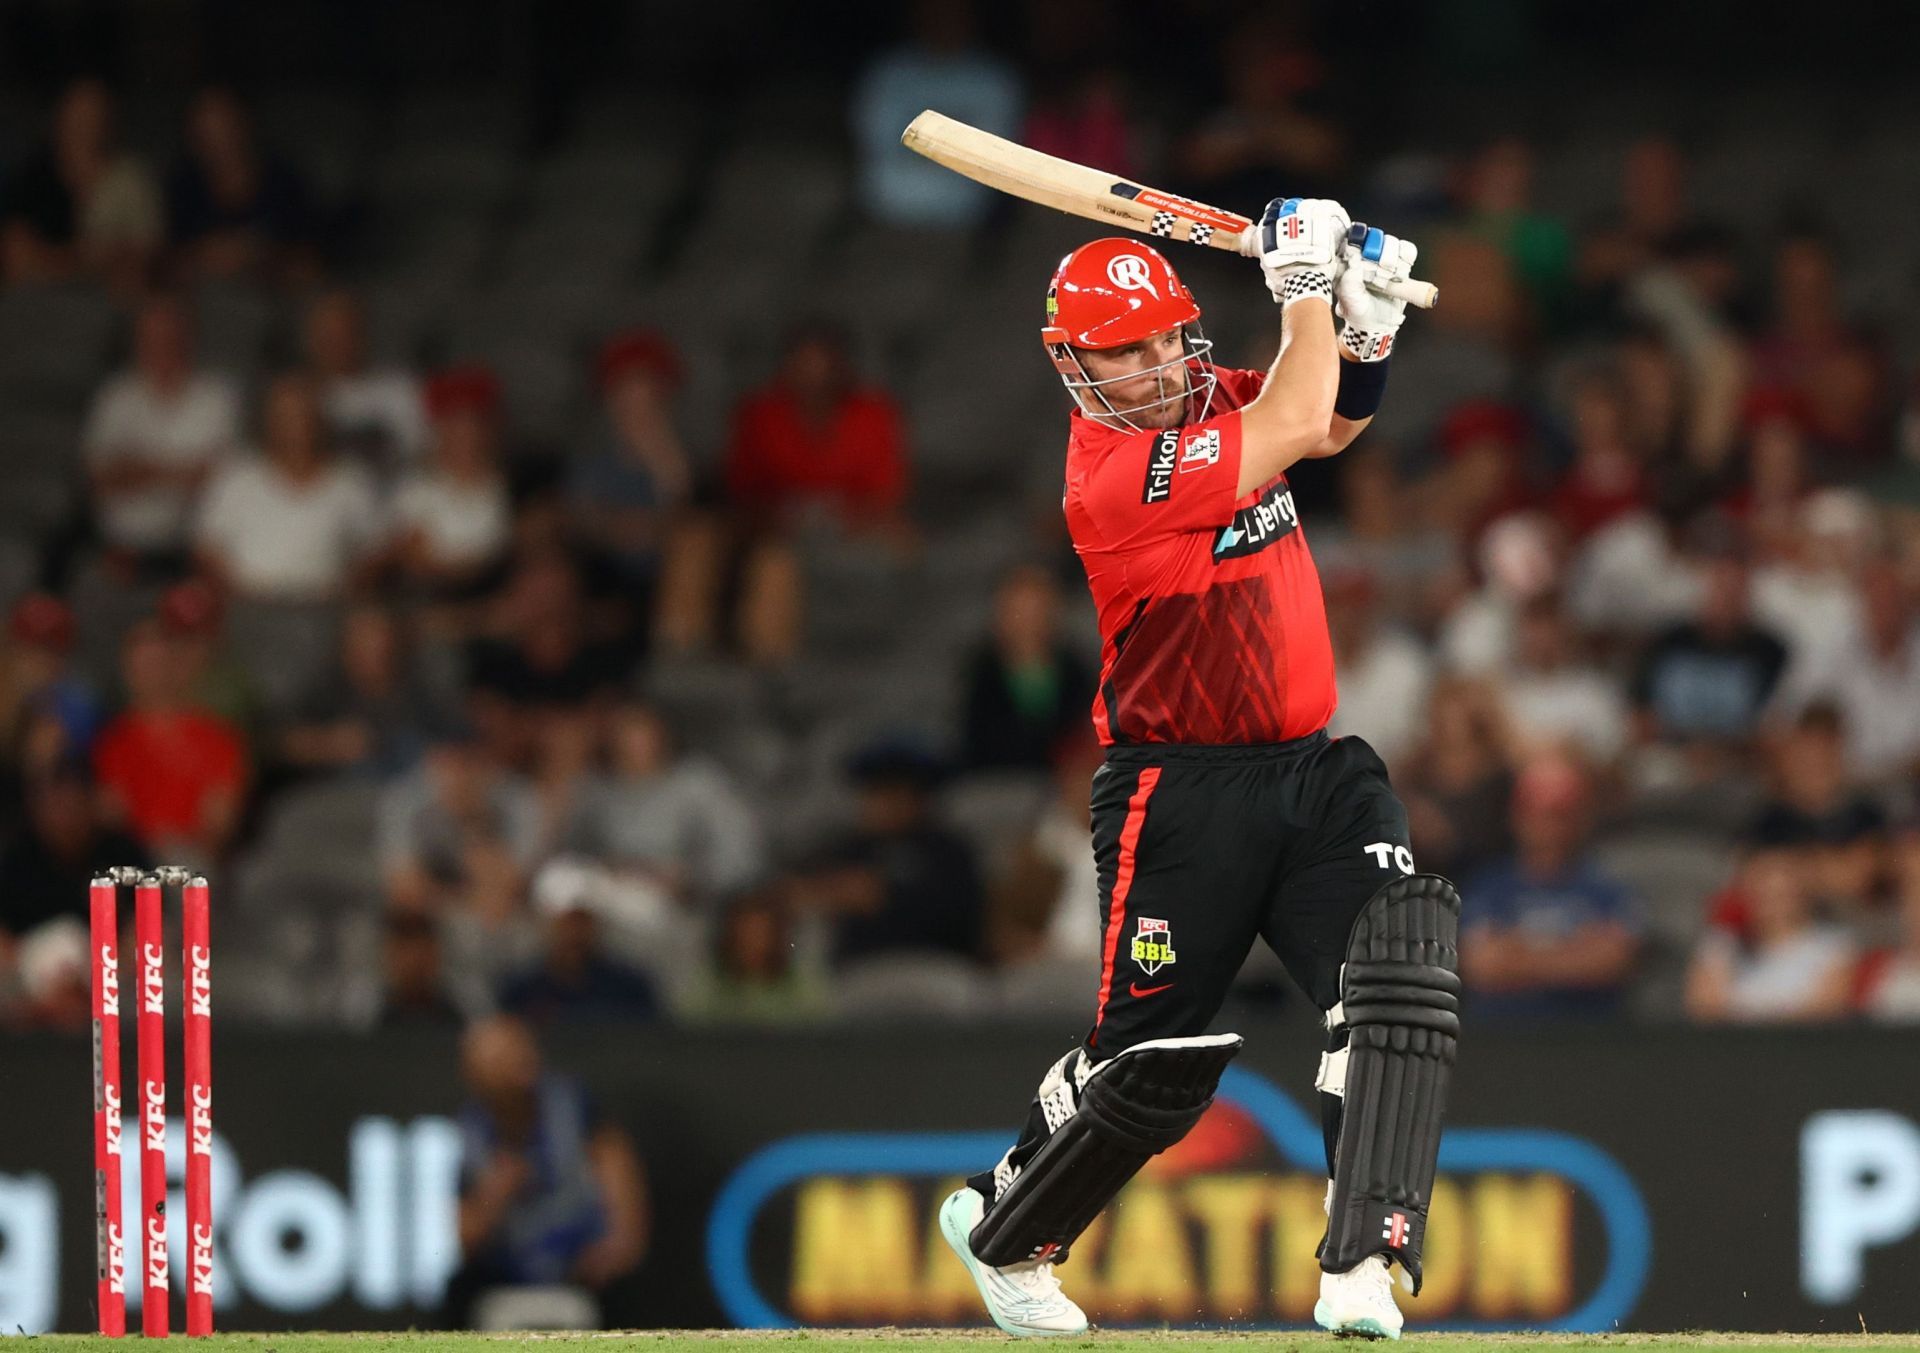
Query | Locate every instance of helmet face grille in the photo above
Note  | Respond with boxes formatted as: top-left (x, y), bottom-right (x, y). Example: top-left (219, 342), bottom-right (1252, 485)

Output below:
top-left (1054, 322), bottom-right (1219, 432)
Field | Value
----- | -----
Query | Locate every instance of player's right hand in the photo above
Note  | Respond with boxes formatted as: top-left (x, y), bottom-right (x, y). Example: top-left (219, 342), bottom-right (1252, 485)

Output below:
top-left (1258, 197), bottom-right (1349, 308)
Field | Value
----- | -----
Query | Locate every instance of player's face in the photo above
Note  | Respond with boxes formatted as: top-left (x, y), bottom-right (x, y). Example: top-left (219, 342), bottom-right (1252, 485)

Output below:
top-left (1077, 329), bottom-right (1190, 428)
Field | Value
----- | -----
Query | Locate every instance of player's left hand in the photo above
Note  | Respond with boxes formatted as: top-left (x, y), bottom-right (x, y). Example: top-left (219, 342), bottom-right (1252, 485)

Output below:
top-left (1336, 226), bottom-right (1417, 361)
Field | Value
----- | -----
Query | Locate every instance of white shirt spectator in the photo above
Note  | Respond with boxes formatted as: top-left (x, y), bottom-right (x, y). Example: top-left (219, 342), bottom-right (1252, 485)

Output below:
top-left (1329, 628), bottom-right (1433, 765)
top-left (391, 471), bottom-right (511, 573)
top-left (1695, 925), bottom-right (1856, 1021)
top-left (1774, 620), bottom-right (1920, 782)
top-left (323, 370), bottom-right (429, 473)
top-left (1505, 667), bottom-right (1631, 764)
top-left (581, 757), bottom-right (765, 904)
top-left (82, 372), bottom-right (240, 551)
top-left (1032, 802), bottom-right (1101, 964)
top-left (196, 456), bottom-right (383, 600)
top-left (1565, 511), bottom-right (1702, 638)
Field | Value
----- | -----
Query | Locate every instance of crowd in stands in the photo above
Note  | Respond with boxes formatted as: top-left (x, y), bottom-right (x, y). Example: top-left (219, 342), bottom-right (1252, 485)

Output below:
top-left (3, 2), bottom-right (1920, 1036)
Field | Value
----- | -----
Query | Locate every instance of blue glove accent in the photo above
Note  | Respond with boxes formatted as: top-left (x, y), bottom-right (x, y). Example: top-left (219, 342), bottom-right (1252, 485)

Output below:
top-left (1260, 197), bottom-right (1303, 253)
top-left (1346, 223), bottom-right (1369, 247)
top-left (1363, 227), bottom-right (1385, 262)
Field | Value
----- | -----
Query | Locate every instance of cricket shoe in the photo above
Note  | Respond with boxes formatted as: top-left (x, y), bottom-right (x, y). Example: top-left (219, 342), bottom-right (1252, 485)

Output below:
top-left (938, 1187), bottom-right (1089, 1338)
top-left (1314, 1253), bottom-right (1404, 1339)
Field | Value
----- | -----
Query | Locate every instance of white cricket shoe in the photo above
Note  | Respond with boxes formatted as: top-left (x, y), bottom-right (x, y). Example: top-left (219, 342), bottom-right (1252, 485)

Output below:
top-left (938, 1187), bottom-right (1089, 1338)
top-left (1314, 1253), bottom-right (1404, 1339)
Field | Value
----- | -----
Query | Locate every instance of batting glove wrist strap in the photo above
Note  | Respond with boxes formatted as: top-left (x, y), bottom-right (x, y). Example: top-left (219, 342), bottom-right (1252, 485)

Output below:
top-left (1334, 351), bottom-right (1391, 420)
top-left (1277, 269), bottom-right (1335, 309)
top-left (1340, 323), bottom-right (1398, 361)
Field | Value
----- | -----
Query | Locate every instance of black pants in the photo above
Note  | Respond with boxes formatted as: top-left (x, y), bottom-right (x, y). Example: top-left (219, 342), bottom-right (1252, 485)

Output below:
top-left (1084, 730), bottom-right (1412, 1053)
top-left (969, 730), bottom-right (1413, 1205)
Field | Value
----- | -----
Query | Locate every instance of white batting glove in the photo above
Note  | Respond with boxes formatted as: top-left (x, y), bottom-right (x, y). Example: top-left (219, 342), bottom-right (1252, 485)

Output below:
top-left (1259, 197), bottom-right (1350, 308)
top-left (1336, 226), bottom-right (1417, 360)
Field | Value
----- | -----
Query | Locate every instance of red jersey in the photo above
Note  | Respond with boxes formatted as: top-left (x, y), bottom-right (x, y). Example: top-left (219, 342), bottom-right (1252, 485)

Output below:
top-left (1063, 366), bottom-right (1336, 745)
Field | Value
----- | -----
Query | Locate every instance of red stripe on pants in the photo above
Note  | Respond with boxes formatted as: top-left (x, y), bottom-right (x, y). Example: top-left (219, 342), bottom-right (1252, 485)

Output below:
top-left (1092, 766), bottom-right (1161, 1046)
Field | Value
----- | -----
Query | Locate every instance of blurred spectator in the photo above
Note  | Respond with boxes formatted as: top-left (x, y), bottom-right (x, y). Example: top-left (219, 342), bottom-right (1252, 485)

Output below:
top-left (1773, 562), bottom-right (1920, 783)
top-left (1752, 488), bottom-right (1874, 692)
top-left (1747, 704), bottom-right (1885, 914)
top-left (687, 890), bottom-right (826, 1023)
top-left (1400, 678), bottom-right (1515, 883)
top-left (1686, 847), bottom-right (1856, 1023)
top-left (1752, 227), bottom-right (1847, 409)
top-left (1549, 366), bottom-right (1648, 543)
top-left (852, 0), bottom-right (1022, 226)
top-left (667, 322), bottom-right (909, 664)
top-left (579, 699), bottom-right (764, 909)
top-left (787, 745), bottom-right (984, 967)
top-left (0, 762), bottom-right (146, 950)
top-left (568, 332), bottom-right (692, 602)
top-left (1457, 137), bottom-right (1571, 330)
top-left (373, 909), bottom-right (465, 1029)
top-left (988, 731), bottom-right (1102, 965)
top-left (1176, 15), bottom-right (1343, 207)
top-left (0, 594), bottom-right (103, 784)
top-left (4, 915), bottom-right (92, 1031)
top-left (724, 323), bottom-right (909, 532)
top-left (82, 294), bottom-right (240, 580)
top-left (393, 368), bottom-right (514, 596)
top-left (1574, 136), bottom-right (1692, 302)
top-left (1310, 448), bottom-right (1454, 624)
top-left (1460, 756), bottom-right (1641, 1018)
top-left (449, 1017), bottom-right (648, 1324)
top-left (1501, 596), bottom-right (1629, 766)
top-left (304, 288), bottom-right (428, 474)
top-left (1325, 568), bottom-right (1432, 766)
top-left (158, 579), bottom-right (260, 738)
top-left (1855, 830), bottom-right (1920, 1021)
top-left (497, 883), bottom-right (660, 1026)
top-left (93, 619), bottom-right (247, 862)
top-left (468, 554), bottom-right (627, 743)
top-left (166, 86), bottom-right (317, 286)
top-left (0, 77), bottom-right (161, 291)
top-left (195, 372), bottom-right (385, 601)
top-left (1440, 512), bottom-right (1563, 676)
top-left (279, 604), bottom-right (435, 780)
top-left (1631, 549), bottom-right (1787, 751)
top-left (379, 726), bottom-right (540, 919)
top-left (959, 565), bottom-right (1092, 772)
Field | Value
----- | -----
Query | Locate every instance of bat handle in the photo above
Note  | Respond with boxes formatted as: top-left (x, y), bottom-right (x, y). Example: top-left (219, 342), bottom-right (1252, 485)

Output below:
top-left (1236, 223), bottom-right (1439, 310)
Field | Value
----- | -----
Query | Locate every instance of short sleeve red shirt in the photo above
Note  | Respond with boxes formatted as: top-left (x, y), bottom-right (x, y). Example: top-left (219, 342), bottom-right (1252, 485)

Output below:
top-left (724, 386), bottom-right (907, 520)
top-left (94, 710), bottom-right (247, 845)
top-left (1063, 366), bottom-right (1336, 745)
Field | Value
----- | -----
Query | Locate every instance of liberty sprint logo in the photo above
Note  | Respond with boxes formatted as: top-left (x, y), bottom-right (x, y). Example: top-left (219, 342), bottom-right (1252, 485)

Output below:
top-left (1214, 479), bottom-right (1299, 560)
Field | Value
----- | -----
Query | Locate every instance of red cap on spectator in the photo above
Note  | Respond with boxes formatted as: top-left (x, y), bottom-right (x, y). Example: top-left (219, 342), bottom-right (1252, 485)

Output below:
top-left (597, 330), bottom-right (683, 392)
top-left (158, 580), bottom-right (223, 637)
top-left (425, 365), bottom-right (502, 421)
top-left (9, 593), bottom-right (75, 651)
top-left (1438, 399), bottom-right (1528, 458)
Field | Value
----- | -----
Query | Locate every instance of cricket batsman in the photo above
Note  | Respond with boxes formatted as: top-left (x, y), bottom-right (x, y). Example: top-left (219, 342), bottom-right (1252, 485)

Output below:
top-left (939, 199), bottom-right (1461, 1339)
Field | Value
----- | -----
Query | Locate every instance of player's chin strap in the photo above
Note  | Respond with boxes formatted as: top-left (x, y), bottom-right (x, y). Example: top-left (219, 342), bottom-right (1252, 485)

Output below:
top-left (1318, 874), bottom-right (1461, 1293)
top-left (970, 1033), bottom-right (1243, 1267)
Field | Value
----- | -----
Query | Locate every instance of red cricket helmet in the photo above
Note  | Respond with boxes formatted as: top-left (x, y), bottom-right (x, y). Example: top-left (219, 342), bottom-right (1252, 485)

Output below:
top-left (1041, 238), bottom-right (1216, 428)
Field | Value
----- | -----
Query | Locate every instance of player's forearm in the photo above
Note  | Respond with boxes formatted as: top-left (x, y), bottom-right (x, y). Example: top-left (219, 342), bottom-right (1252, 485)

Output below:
top-left (1236, 298), bottom-right (1337, 495)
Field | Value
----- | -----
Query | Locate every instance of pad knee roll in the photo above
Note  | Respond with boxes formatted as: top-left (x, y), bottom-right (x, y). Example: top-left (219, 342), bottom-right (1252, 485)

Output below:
top-left (972, 1034), bottom-right (1242, 1267)
top-left (1320, 874), bottom-right (1460, 1292)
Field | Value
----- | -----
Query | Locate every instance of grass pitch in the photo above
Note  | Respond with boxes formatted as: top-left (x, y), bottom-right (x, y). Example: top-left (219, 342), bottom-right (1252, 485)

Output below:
top-left (23, 1334), bottom-right (1920, 1353)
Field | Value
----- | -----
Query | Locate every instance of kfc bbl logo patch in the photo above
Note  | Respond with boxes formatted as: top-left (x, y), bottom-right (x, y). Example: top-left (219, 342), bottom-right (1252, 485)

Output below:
top-left (1142, 429), bottom-right (1178, 503)
top-left (1180, 427), bottom-right (1221, 472)
top-left (1131, 917), bottom-right (1177, 974)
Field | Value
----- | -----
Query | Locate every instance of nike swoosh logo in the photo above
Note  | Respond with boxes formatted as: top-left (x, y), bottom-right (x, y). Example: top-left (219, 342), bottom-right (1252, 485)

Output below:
top-left (1129, 981), bottom-right (1175, 998)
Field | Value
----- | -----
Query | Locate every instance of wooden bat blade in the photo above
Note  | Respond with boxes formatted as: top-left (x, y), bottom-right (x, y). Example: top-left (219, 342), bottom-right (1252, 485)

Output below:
top-left (901, 109), bottom-right (1438, 310)
top-left (901, 109), bottom-right (1251, 255)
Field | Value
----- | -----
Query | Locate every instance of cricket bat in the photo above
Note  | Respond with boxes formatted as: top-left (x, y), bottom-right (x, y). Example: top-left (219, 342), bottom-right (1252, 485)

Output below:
top-left (901, 109), bottom-right (1438, 310)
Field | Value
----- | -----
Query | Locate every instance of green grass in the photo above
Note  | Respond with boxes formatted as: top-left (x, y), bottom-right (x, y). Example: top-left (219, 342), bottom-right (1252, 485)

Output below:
top-left (20, 1334), bottom-right (1920, 1353)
